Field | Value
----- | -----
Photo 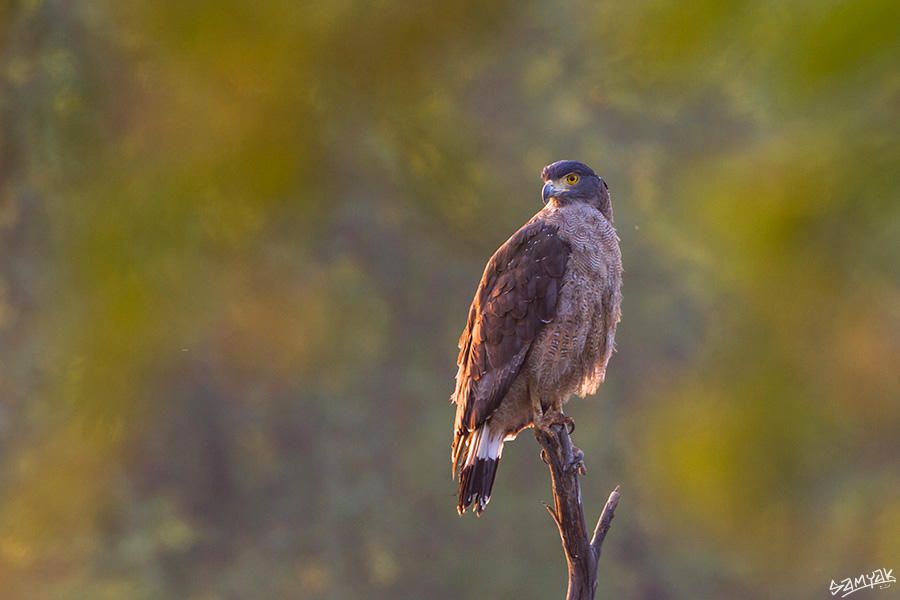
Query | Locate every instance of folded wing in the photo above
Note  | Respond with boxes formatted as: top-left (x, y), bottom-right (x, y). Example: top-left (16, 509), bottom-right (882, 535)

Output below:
top-left (452, 218), bottom-right (570, 472)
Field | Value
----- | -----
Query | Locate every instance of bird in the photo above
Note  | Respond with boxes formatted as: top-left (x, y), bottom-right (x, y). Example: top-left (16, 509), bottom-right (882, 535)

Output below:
top-left (451, 160), bottom-right (622, 516)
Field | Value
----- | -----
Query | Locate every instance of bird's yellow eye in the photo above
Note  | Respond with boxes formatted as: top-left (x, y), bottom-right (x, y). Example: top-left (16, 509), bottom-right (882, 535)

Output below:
top-left (565, 173), bottom-right (579, 185)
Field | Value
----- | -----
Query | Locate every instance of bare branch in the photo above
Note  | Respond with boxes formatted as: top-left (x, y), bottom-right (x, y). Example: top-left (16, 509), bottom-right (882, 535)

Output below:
top-left (590, 486), bottom-right (620, 559)
top-left (534, 422), bottom-right (620, 600)
top-left (542, 501), bottom-right (562, 527)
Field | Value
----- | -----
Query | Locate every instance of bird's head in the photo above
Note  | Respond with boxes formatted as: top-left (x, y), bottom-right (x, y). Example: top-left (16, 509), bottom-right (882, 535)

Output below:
top-left (541, 160), bottom-right (612, 221)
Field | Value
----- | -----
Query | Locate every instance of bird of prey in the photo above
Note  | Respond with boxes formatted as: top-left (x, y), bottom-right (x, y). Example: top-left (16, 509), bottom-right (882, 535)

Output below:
top-left (451, 160), bottom-right (622, 515)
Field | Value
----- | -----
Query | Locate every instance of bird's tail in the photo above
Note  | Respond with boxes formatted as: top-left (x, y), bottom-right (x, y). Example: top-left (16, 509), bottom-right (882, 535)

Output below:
top-left (456, 423), bottom-right (504, 515)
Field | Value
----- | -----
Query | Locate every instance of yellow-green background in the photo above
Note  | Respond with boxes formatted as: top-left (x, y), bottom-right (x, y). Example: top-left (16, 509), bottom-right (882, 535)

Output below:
top-left (1, 1), bottom-right (898, 598)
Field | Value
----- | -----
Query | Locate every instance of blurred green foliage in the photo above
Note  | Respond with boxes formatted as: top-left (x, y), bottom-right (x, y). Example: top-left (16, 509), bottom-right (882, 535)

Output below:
top-left (1, 1), bottom-right (899, 598)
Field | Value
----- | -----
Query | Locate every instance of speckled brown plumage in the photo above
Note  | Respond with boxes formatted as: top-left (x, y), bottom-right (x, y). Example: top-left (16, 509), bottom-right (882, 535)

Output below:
top-left (452, 160), bottom-right (622, 515)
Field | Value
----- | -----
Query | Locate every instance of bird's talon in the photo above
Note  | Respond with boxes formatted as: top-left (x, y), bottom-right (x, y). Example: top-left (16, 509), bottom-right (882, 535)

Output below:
top-left (535, 411), bottom-right (575, 433)
top-left (568, 445), bottom-right (585, 474)
top-left (566, 457), bottom-right (586, 475)
top-left (571, 446), bottom-right (584, 463)
top-left (554, 414), bottom-right (575, 431)
top-left (540, 449), bottom-right (551, 465)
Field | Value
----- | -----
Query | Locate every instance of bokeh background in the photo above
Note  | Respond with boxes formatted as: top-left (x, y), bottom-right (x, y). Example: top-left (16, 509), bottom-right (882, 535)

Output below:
top-left (2, 1), bottom-right (899, 598)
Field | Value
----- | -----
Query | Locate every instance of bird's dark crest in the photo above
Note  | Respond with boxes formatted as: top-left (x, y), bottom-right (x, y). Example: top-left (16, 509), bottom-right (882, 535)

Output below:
top-left (541, 160), bottom-right (611, 220)
top-left (542, 160), bottom-right (597, 182)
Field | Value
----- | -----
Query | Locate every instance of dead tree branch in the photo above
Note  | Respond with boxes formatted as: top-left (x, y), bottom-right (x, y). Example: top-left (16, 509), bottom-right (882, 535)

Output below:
top-left (535, 423), bottom-right (620, 600)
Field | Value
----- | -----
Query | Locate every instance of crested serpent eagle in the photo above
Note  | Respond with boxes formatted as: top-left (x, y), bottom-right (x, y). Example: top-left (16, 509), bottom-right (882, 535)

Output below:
top-left (451, 160), bottom-right (622, 515)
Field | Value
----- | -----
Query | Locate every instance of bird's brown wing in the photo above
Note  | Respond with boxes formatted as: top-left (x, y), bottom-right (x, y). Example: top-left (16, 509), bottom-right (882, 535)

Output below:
top-left (452, 218), bottom-right (570, 471)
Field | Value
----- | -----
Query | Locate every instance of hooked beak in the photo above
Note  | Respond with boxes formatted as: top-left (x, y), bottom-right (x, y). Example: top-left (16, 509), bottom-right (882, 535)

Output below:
top-left (542, 181), bottom-right (558, 204)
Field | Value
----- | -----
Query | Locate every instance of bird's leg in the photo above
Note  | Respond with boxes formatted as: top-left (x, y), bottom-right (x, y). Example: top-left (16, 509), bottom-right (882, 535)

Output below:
top-left (531, 394), bottom-right (554, 435)
top-left (531, 396), bottom-right (586, 473)
top-left (530, 391), bottom-right (572, 431)
top-left (540, 449), bottom-right (551, 465)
